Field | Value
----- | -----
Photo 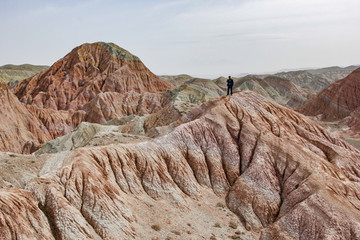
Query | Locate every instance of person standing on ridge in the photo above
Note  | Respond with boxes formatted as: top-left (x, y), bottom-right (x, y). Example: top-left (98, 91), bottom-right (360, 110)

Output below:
top-left (227, 76), bottom-right (234, 95)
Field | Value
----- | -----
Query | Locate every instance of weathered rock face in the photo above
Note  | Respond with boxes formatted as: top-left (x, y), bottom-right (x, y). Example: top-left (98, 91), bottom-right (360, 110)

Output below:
top-left (13, 42), bottom-right (171, 111)
top-left (27, 105), bottom-right (86, 139)
top-left (2, 91), bottom-right (360, 239)
top-left (0, 152), bottom-right (49, 189)
top-left (300, 67), bottom-right (360, 121)
top-left (0, 189), bottom-right (54, 239)
top-left (0, 82), bottom-right (51, 153)
top-left (341, 106), bottom-right (360, 138)
top-left (82, 91), bottom-right (168, 124)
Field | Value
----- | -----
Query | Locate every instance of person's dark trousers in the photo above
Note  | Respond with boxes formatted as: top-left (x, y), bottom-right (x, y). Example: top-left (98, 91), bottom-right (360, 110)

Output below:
top-left (227, 86), bottom-right (233, 95)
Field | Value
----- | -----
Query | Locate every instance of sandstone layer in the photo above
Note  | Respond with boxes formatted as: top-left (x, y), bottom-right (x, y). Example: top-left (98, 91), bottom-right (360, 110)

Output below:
top-left (300, 67), bottom-right (360, 121)
top-left (0, 82), bottom-right (51, 153)
top-left (1, 91), bottom-right (360, 239)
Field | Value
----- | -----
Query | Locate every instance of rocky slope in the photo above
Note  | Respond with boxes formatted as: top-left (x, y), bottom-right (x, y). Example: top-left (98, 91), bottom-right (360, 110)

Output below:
top-left (13, 42), bottom-right (171, 111)
top-left (1, 91), bottom-right (360, 239)
top-left (0, 64), bottom-right (48, 84)
top-left (300, 67), bottom-right (360, 121)
top-left (0, 82), bottom-right (51, 153)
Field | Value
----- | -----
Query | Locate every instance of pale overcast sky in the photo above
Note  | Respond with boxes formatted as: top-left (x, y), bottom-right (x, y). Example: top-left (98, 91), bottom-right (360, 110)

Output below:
top-left (0, 0), bottom-right (359, 77)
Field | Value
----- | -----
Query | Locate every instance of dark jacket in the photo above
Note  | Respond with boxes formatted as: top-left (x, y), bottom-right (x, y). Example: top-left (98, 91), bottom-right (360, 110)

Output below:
top-left (227, 78), bottom-right (234, 86)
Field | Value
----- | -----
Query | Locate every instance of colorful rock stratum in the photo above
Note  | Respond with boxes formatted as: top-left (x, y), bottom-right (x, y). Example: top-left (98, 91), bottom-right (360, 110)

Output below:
top-left (14, 42), bottom-right (171, 111)
top-left (300, 67), bottom-right (360, 121)
top-left (0, 82), bottom-right (51, 153)
top-left (1, 91), bottom-right (360, 239)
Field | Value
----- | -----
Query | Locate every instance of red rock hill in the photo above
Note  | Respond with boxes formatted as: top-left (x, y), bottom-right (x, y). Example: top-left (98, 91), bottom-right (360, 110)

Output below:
top-left (300, 67), bottom-right (360, 120)
top-left (8, 42), bottom-right (172, 145)
top-left (13, 42), bottom-right (171, 111)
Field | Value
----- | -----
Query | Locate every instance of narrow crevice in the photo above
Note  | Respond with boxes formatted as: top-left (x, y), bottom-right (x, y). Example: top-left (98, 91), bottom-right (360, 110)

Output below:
top-left (246, 133), bottom-right (261, 171)
top-left (273, 159), bottom-right (286, 221)
top-left (115, 151), bottom-right (133, 194)
top-left (183, 146), bottom-right (201, 186)
top-left (203, 150), bottom-right (214, 191)
top-left (251, 197), bottom-right (265, 227)
top-left (164, 151), bottom-right (193, 197)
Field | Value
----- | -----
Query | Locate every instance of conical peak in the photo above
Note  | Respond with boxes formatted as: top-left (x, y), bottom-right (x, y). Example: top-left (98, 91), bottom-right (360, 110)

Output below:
top-left (100, 42), bottom-right (140, 61)
top-left (74, 42), bottom-right (140, 61)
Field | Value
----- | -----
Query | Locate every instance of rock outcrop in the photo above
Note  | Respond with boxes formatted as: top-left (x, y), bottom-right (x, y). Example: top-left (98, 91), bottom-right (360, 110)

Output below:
top-left (27, 105), bottom-right (86, 139)
top-left (0, 189), bottom-right (54, 239)
top-left (300, 67), bottom-right (360, 121)
top-left (2, 91), bottom-right (360, 239)
top-left (82, 91), bottom-right (168, 124)
top-left (0, 82), bottom-right (51, 153)
top-left (13, 42), bottom-right (171, 111)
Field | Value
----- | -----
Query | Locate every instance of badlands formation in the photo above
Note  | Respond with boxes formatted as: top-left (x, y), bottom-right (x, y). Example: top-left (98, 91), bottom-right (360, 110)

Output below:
top-left (300, 67), bottom-right (360, 139)
top-left (0, 42), bottom-right (360, 239)
top-left (301, 67), bottom-right (360, 121)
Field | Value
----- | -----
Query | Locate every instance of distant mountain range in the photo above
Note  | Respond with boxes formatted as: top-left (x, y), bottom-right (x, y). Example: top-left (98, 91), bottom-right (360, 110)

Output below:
top-left (0, 64), bottom-right (49, 84)
top-left (274, 65), bottom-right (359, 92)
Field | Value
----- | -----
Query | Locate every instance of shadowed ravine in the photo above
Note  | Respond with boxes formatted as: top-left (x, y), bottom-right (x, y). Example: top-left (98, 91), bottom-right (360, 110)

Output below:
top-left (1, 91), bottom-right (360, 239)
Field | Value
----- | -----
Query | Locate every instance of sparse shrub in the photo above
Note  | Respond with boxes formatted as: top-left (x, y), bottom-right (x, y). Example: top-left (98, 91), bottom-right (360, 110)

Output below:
top-left (188, 94), bottom-right (200, 104)
top-left (229, 221), bottom-right (237, 229)
top-left (171, 230), bottom-right (181, 235)
top-left (213, 222), bottom-right (221, 228)
top-left (216, 202), bottom-right (225, 208)
top-left (230, 235), bottom-right (241, 239)
top-left (210, 236), bottom-right (217, 240)
top-left (151, 224), bottom-right (161, 231)
top-left (187, 223), bottom-right (191, 227)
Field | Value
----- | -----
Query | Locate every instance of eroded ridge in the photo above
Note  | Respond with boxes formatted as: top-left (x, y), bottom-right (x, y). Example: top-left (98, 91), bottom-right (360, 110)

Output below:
top-left (2, 91), bottom-right (360, 239)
